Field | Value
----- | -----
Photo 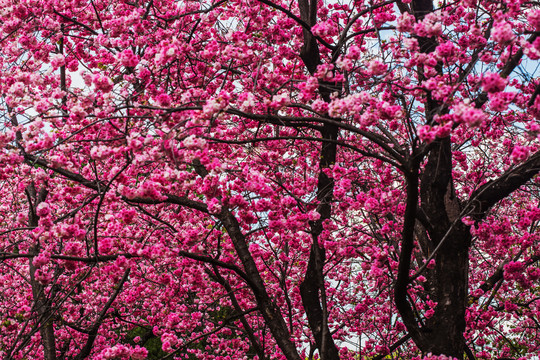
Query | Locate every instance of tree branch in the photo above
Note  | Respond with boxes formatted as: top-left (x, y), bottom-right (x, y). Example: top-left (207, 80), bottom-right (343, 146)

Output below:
top-left (469, 150), bottom-right (540, 221)
top-left (75, 268), bottom-right (131, 359)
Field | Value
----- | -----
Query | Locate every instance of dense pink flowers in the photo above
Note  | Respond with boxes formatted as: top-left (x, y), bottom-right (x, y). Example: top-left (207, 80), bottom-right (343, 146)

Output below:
top-left (492, 21), bottom-right (515, 44)
top-left (32, 251), bottom-right (50, 269)
top-left (482, 72), bottom-right (507, 93)
top-left (511, 145), bottom-right (530, 163)
top-left (35, 202), bottom-right (51, 217)
top-left (1, 0), bottom-right (540, 359)
top-left (92, 74), bottom-right (114, 92)
top-left (119, 49), bottom-right (139, 67)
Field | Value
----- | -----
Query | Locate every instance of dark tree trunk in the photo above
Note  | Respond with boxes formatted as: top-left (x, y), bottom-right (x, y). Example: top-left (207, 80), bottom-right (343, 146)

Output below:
top-left (396, 1), bottom-right (472, 357)
top-left (297, 1), bottom-right (342, 359)
top-left (419, 139), bottom-right (470, 359)
top-left (26, 183), bottom-right (57, 360)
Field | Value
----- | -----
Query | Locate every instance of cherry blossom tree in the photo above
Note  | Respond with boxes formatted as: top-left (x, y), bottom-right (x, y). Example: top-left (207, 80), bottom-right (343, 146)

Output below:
top-left (2, 0), bottom-right (540, 359)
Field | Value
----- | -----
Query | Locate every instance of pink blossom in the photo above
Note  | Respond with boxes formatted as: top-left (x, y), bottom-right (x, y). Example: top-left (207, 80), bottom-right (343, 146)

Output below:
top-left (482, 72), bottom-right (507, 93)
top-left (92, 74), bottom-right (114, 92)
top-left (36, 202), bottom-right (51, 217)
top-left (156, 93), bottom-right (172, 107)
top-left (311, 99), bottom-right (328, 113)
top-left (207, 197), bottom-right (222, 214)
top-left (119, 49), bottom-right (139, 67)
top-left (32, 251), bottom-right (51, 269)
top-left (397, 12), bottom-right (415, 33)
top-left (452, 102), bottom-right (486, 127)
top-left (511, 145), bottom-right (530, 163)
top-left (34, 99), bottom-right (49, 113)
top-left (307, 210), bottom-right (320, 221)
top-left (492, 21), bottom-right (515, 44)
top-left (50, 54), bottom-right (65, 69)
top-left (488, 91), bottom-right (514, 112)
top-left (528, 10), bottom-right (540, 30)
top-left (414, 13), bottom-right (442, 37)
top-left (367, 60), bottom-right (387, 76)
top-left (436, 41), bottom-right (457, 60)
top-left (418, 125), bottom-right (437, 143)
top-left (34, 268), bottom-right (52, 285)
top-left (8, 82), bottom-right (25, 97)
top-left (183, 135), bottom-right (206, 149)
top-left (131, 346), bottom-right (148, 360)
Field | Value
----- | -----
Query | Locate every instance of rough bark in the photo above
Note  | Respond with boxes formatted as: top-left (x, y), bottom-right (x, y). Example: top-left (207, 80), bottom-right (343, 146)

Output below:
top-left (219, 211), bottom-right (302, 360)
top-left (297, 1), bottom-right (341, 359)
top-left (419, 138), bottom-right (470, 358)
top-left (192, 161), bottom-right (301, 360)
top-left (26, 183), bottom-right (57, 360)
top-left (396, 1), bottom-right (472, 357)
top-left (395, 2), bottom-right (540, 358)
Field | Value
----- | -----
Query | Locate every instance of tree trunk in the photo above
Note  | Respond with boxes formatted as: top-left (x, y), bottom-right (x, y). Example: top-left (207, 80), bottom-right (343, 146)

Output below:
top-left (26, 183), bottom-right (56, 360)
top-left (415, 137), bottom-right (470, 359)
